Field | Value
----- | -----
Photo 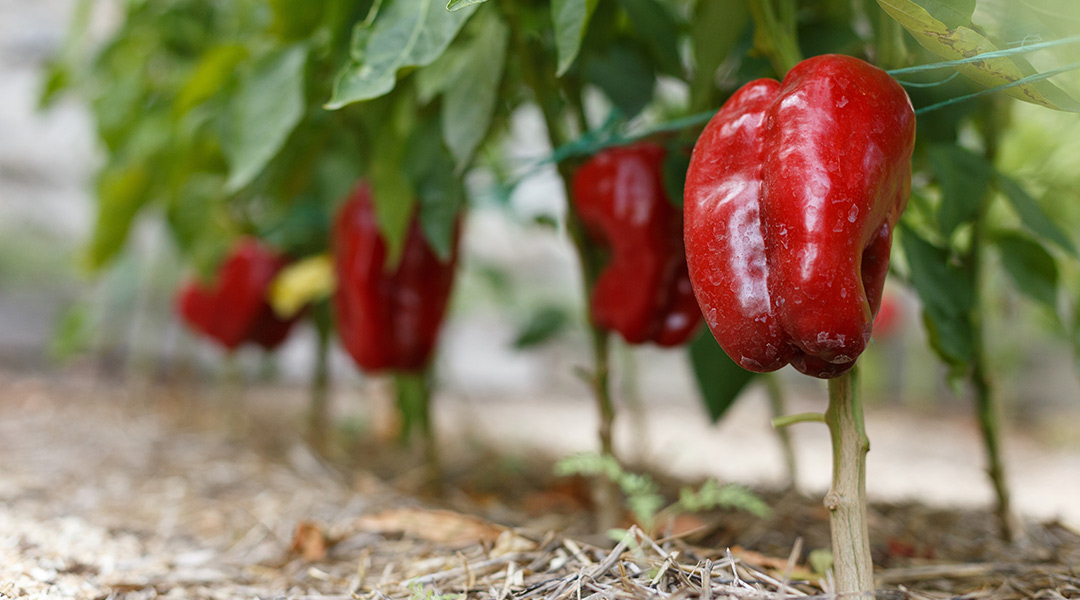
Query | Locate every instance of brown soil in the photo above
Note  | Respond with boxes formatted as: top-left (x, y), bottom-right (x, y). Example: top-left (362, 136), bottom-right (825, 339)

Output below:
top-left (1, 369), bottom-right (1078, 600)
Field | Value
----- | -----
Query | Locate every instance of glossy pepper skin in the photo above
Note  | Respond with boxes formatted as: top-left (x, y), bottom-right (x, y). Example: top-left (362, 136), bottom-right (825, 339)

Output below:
top-left (332, 184), bottom-right (458, 373)
top-left (176, 238), bottom-right (297, 351)
top-left (572, 143), bottom-right (702, 346)
top-left (684, 54), bottom-right (915, 378)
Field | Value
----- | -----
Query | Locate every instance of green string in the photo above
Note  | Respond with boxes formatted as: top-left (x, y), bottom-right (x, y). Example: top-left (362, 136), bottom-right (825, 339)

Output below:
top-left (494, 37), bottom-right (1080, 199)
top-left (886, 35), bottom-right (1080, 76)
top-left (913, 61), bottom-right (1080, 115)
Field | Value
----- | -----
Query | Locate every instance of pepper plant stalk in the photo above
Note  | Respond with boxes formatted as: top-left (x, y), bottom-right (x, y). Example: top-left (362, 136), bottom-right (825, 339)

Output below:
top-left (308, 301), bottom-right (333, 455)
top-left (825, 367), bottom-right (874, 596)
top-left (393, 370), bottom-right (442, 494)
top-left (502, 0), bottom-right (621, 531)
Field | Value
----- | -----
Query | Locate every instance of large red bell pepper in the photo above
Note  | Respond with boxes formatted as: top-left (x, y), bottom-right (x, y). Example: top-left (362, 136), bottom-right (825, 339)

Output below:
top-left (176, 238), bottom-right (297, 351)
top-left (572, 143), bottom-right (701, 346)
top-left (332, 184), bottom-right (458, 373)
top-left (684, 54), bottom-right (915, 378)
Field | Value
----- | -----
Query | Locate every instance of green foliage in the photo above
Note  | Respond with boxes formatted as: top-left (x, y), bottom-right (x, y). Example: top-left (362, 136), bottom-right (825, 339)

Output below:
top-left (512, 306), bottom-right (572, 349)
top-left (900, 225), bottom-right (976, 367)
top-left (327, 0), bottom-right (478, 108)
top-left (688, 328), bottom-right (758, 423)
top-left (552, 0), bottom-right (601, 76)
top-left (929, 144), bottom-right (992, 238)
top-left (992, 231), bottom-right (1061, 311)
top-left (555, 452), bottom-right (771, 531)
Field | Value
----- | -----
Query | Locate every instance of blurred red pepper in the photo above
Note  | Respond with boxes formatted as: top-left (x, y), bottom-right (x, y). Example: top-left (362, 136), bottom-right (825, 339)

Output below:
top-left (684, 54), bottom-right (915, 378)
top-left (572, 143), bottom-right (701, 346)
top-left (332, 184), bottom-right (458, 373)
top-left (176, 238), bottom-right (298, 351)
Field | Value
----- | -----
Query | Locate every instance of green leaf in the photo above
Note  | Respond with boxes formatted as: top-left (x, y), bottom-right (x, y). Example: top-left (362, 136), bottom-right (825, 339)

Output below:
top-left (85, 161), bottom-right (154, 271)
top-left (688, 327), bottom-right (757, 423)
top-left (49, 300), bottom-right (96, 363)
top-left (447, 0), bottom-right (487, 11)
top-left (371, 143), bottom-right (416, 269)
top-left (174, 44), bottom-right (248, 117)
top-left (618, 0), bottom-right (682, 76)
top-left (553, 0), bottom-right (600, 76)
top-left (584, 44), bottom-right (656, 118)
top-left (662, 146), bottom-right (690, 209)
top-left (327, 0), bottom-right (477, 108)
top-left (929, 144), bottom-right (991, 237)
top-left (442, 11), bottom-right (509, 169)
top-left (877, 0), bottom-right (1080, 111)
top-left (690, 0), bottom-right (749, 111)
top-left (404, 115), bottom-right (465, 261)
top-left (993, 231), bottom-right (1060, 310)
top-left (995, 172), bottom-right (1078, 257)
top-left (223, 44), bottom-right (308, 192)
top-left (899, 224), bottom-right (975, 366)
top-left (513, 306), bottom-right (571, 349)
top-left (915, 0), bottom-right (975, 28)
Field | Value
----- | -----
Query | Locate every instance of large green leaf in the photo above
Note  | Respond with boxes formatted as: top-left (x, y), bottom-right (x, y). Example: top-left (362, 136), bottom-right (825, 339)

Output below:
top-left (174, 44), bottom-right (248, 117)
top-left (899, 224), bottom-right (976, 366)
top-left (619, 0), bottom-right (682, 76)
top-left (447, 0), bottom-right (487, 11)
top-left (918, 0), bottom-right (975, 28)
top-left (584, 44), bottom-right (656, 118)
top-left (86, 161), bottom-right (154, 271)
top-left (690, 0), bottom-right (749, 111)
top-left (553, 0), bottom-right (600, 76)
top-left (441, 11), bottom-right (509, 170)
top-left (993, 230), bottom-right (1060, 310)
top-left (929, 144), bottom-right (992, 237)
top-left (327, 0), bottom-right (477, 108)
top-left (877, 0), bottom-right (1080, 111)
top-left (223, 44), bottom-right (308, 192)
top-left (995, 172), bottom-right (1078, 257)
top-left (688, 328), bottom-right (757, 423)
top-left (405, 115), bottom-right (465, 261)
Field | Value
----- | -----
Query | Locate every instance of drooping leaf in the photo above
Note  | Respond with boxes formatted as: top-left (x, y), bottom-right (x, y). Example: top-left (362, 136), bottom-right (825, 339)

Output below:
top-left (899, 224), bottom-right (976, 366)
top-left (553, 0), bottom-right (601, 76)
top-left (992, 230), bottom-right (1060, 311)
top-left (688, 327), bottom-right (757, 423)
top-left (223, 44), bottom-right (308, 192)
top-left (877, 0), bottom-right (1080, 111)
top-left (85, 161), bottom-right (154, 271)
top-left (618, 0), bottom-right (682, 76)
top-left (690, 0), bottom-right (750, 111)
top-left (995, 172), bottom-right (1078, 257)
top-left (916, 0), bottom-right (975, 28)
top-left (327, 0), bottom-right (477, 108)
top-left (513, 306), bottom-right (572, 349)
top-left (441, 10), bottom-right (509, 169)
top-left (174, 44), bottom-right (248, 117)
top-left (584, 44), bottom-right (656, 118)
top-left (929, 144), bottom-right (992, 237)
top-left (404, 115), bottom-right (465, 261)
top-left (447, 0), bottom-right (487, 11)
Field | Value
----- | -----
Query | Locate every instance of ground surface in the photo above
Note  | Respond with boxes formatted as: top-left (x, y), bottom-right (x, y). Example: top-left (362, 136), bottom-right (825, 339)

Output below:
top-left (2, 369), bottom-right (1079, 600)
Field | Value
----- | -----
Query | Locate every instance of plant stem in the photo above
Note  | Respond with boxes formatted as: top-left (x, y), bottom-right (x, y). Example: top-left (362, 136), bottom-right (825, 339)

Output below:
top-left (502, 0), bottom-right (620, 530)
top-left (748, 0), bottom-right (802, 75)
top-left (394, 371), bottom-right (441, 493)
top-left (824, 367), bottom-right (874, 596)
top-left (308, 302), bottom-right (332, 455)
top-left (971, 98), bottom-right (1018, 542)
top-left (765, 374), bottom-right (799, 490)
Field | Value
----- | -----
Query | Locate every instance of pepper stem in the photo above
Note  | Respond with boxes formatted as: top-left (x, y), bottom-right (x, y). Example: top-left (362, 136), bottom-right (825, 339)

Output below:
top-left (394, 370), bottom-right (442, 493)
top-left (308, 302), bottom-right (333, 456)
top-left (824, 367), bottom-right (874, 596)
top-left (502, 0), bottom-right (622, 532)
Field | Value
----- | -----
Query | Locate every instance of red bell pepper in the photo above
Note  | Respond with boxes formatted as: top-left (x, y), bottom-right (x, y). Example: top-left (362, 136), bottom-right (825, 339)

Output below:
top-left (332, 184), bottom-right (458, 373)
top-left (684, 54), bottom-right (915, 378)
top-left (176, 238), bottom-right (298, 351)
top-left (572, 143), bottom-right (702, 346)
